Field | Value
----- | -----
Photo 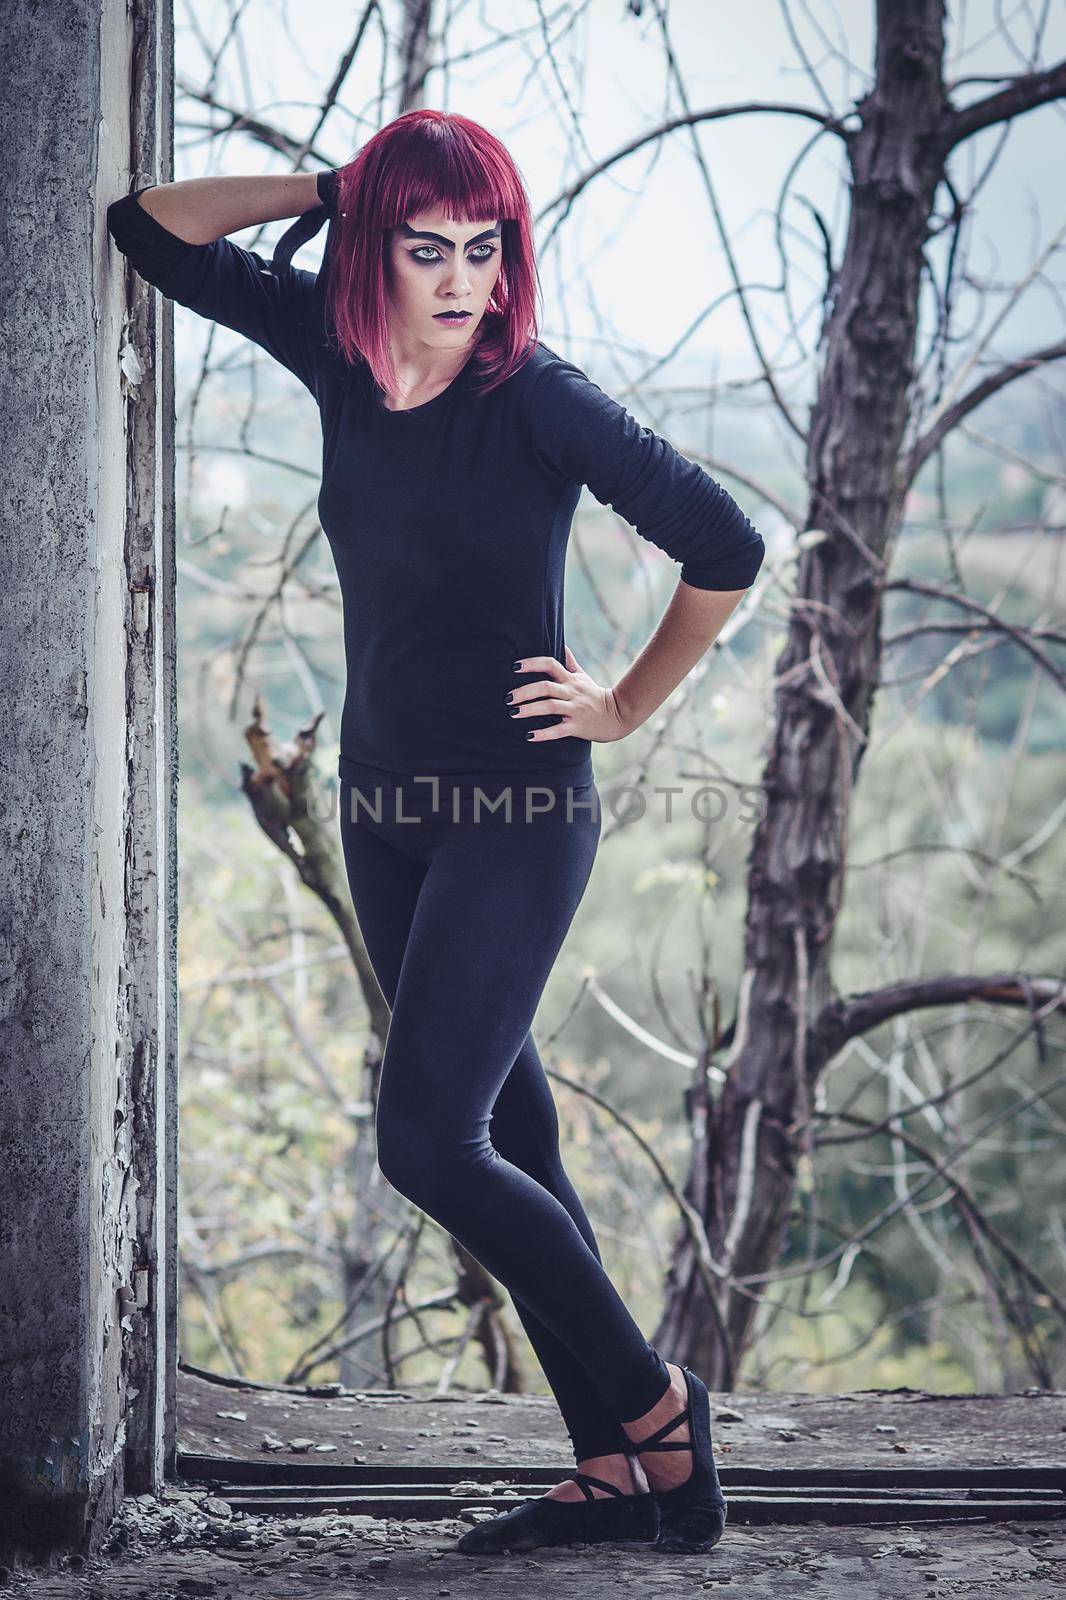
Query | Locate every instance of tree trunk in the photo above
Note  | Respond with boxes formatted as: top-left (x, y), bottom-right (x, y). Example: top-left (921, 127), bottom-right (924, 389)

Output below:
top-left (655, 0), bottom-right (954, 1385)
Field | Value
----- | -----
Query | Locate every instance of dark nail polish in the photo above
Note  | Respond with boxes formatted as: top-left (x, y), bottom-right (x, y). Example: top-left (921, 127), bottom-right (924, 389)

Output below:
top-left (505, 692), bottom-right (514, 704)
top-left (525, 731), bottom-right (535, 740)
top-left (513, 660), bottom-right (523, 671)
top-left (509, 708), bottom-right (521, 717)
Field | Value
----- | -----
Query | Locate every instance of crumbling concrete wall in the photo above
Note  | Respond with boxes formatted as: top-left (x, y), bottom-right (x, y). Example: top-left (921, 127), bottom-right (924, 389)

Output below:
top-left (0, 0), bottom-right (176, 1563)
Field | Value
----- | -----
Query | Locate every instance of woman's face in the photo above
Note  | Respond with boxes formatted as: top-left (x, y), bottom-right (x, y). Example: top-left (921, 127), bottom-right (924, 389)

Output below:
top-left (384, 211), bottom-right (503, 351)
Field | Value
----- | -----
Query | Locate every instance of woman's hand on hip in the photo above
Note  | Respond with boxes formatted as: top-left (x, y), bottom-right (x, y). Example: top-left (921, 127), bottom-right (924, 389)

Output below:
top-left (506, 646), bottom-right (632, 744)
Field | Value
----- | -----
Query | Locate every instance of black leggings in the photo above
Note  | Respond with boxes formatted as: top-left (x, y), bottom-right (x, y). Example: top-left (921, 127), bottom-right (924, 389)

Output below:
top-left (337, 763), bottom-right (672, 1463)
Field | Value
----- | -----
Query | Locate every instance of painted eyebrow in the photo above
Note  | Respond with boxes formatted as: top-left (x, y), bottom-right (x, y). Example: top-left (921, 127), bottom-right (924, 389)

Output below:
top-left (398, 222), bottom-right (501, 248)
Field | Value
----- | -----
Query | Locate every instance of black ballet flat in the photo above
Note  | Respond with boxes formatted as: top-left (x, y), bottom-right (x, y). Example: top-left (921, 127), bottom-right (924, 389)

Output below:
top-left (625, 1365), bottom-right (728, 1554)
top-left (453, 1470), bottom-right (661, 1554)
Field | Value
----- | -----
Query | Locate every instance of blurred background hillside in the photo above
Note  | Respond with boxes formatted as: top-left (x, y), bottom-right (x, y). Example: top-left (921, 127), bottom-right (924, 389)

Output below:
top-left (166, 0), bottom-right (1065, 1397)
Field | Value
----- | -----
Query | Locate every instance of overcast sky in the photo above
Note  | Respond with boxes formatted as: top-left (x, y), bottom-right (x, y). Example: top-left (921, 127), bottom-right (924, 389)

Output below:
top-left (178, 0), bottom-right (1064, 389)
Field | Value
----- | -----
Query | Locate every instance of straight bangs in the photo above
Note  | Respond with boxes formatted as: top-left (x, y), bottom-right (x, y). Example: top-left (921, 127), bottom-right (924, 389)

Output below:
top-left (323, 110), bottom-right (541, 401)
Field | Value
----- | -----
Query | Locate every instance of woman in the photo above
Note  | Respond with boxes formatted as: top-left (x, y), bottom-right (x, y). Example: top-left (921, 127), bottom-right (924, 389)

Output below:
top-left (107, 108), bottom-right (763, 1557)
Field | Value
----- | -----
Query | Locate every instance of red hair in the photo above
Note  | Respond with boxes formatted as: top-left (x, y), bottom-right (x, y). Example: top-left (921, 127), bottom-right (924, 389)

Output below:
top-left (324, 110), bottom-right (541, 400)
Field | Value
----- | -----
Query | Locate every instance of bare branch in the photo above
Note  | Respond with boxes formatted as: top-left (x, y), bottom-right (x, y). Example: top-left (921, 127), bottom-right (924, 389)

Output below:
top-left (814, 990), bottom-right (1064, 1147)
top-left (885, 577), bottom-right (1066, 692)
top-left (735, 1066), bottom-right (1066, 1288)
top-left (177, 4), bottom-right (376, 169)
top-left (902, 339), bottom-right (1066, 484)
top-left (942, 57), bottom-right (1066, 149)
top-left (816, 1108), bottom-right (1066, 1328)
top-left (535, 101), bottom-right (849, 237)
top-left (885, 619), bottom-right (1066, 651)
top-left (534, 91), bottom-right (847, 448)
top-left (826, 973), bottom-right (1065, 1053)
top-left (176, 77), bottom-right (333, 164)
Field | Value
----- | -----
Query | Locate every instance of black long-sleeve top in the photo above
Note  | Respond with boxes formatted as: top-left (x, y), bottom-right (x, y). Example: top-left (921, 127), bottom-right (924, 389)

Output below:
top-left (106, 172), bottom-right (765, 790)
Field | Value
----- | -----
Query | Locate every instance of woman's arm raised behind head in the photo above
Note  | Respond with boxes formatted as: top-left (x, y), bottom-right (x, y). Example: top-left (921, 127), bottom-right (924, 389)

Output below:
top-left (129, 172), bottom-right (323, 245)
top-left (106, 172), bottom-right (338, 401)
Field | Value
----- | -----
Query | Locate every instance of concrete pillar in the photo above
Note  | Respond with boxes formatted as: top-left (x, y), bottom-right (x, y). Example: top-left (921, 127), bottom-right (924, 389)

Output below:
top-left (0, 0), bottom-right (177, 1560)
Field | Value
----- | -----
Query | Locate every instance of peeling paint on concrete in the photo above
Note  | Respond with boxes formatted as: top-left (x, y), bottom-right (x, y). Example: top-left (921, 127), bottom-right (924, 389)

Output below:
top-left (0, 0), bottom-right (176, 1566)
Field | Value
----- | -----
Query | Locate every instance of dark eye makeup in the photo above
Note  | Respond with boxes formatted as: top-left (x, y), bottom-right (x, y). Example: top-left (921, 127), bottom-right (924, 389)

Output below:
top-left (410, 244), bottom-right (499, 264)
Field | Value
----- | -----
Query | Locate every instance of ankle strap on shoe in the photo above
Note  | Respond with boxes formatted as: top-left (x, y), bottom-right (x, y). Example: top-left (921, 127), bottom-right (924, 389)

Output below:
top-left (567, 1471), bottom-right (629, 1501)
top-left (624, 1402), bottom-right (692, 1454)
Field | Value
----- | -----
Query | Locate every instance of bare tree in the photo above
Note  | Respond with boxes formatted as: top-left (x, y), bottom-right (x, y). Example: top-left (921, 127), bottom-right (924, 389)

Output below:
top-left (635, 0), bottom-right (1066, 1385)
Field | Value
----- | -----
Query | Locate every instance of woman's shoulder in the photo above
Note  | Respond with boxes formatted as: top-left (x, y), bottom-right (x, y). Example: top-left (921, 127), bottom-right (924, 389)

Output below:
top-left (519, 339), bottom-right (585, 384)
top-left (504, 340), bottom-right (595, 414)
top-left (462, 338), bottom-right (597, 427)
